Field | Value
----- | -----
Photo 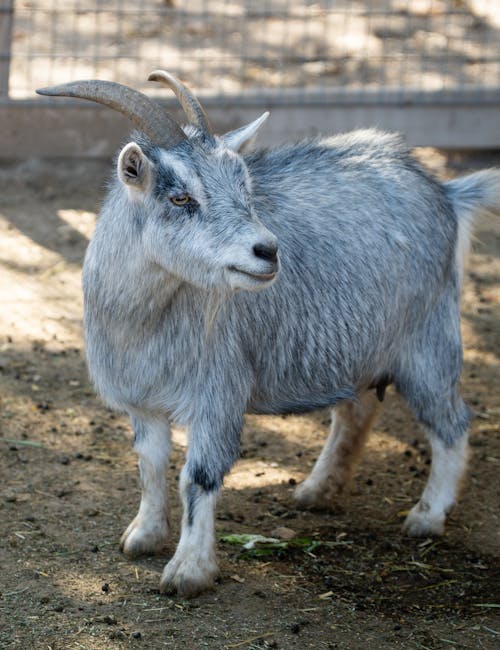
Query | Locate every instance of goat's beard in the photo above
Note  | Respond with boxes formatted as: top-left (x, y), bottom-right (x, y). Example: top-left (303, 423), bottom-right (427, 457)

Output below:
top-left (204, 289), bottom-right (231, 341)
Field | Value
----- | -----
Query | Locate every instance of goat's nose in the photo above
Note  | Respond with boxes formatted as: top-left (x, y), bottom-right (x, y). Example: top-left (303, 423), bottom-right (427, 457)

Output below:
top-left (253, 242), bottom-right (278, 264)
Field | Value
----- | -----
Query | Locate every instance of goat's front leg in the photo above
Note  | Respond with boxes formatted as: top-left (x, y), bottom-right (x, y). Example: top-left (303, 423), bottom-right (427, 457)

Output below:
top-left (120, 414), bottom-right (171, 557)
top-left (160, 415), bottom-right (242, 598)
top-left (160, 465), bottom-right (219, 597)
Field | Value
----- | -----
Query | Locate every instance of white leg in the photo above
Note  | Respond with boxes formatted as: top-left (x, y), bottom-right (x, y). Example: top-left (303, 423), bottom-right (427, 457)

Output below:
top-left (295, 392), bottom-right (380, 509)
top-left (403, 434), bottom-right (468, 536)
top-left (160, 466), bottom-right (219, 598)
top-left (120, 415), bottom-right (171, 557)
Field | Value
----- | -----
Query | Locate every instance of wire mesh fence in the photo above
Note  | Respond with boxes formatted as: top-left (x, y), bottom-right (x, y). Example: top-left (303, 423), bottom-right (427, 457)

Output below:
top-left (3, 0), bottom-right (500, 104)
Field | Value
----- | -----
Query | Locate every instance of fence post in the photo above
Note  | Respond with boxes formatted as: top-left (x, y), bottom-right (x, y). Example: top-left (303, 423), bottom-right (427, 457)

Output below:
top-left (0, 0), bottom-right (14, 99)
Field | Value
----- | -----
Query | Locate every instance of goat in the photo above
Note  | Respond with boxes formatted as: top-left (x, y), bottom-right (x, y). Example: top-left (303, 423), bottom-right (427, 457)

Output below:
top-left (37, 71), bottom-right (500, 597)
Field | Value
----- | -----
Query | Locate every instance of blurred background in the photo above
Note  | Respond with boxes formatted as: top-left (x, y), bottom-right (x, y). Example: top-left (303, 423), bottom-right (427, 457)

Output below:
top-left (1, 0), bottom-right (500, 155)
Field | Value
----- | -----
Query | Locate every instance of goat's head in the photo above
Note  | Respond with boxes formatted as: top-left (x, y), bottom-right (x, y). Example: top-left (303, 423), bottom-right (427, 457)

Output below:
top-left (36, 71), bottom-right (279, 291)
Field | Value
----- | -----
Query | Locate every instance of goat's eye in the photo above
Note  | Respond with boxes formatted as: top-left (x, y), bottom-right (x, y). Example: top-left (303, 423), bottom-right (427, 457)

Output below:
top-left (170, 194), bottom-right (191, 206)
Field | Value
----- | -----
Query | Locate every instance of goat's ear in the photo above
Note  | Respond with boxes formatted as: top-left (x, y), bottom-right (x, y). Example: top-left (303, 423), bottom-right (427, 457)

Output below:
top-left (221, 112), bottom-right (269, 152)
top-left (117, 142), bottom-right (152, 191)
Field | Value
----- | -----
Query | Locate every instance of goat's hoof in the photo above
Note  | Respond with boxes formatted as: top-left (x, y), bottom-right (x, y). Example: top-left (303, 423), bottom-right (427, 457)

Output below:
top-left (402, 502), bottom-right (446, 537)
top-left (294, 480), bottom-right (341, 511)
top-left (120, 515), bottom-right (169, 558)
top-left (159, 554), bottom-right (218, 598)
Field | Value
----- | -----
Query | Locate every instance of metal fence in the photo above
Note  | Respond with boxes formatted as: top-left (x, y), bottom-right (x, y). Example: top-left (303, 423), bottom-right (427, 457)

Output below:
top-left (3, 0), bottom-right (500, 102)
top-left (1, 1), bottom-right (500, 154)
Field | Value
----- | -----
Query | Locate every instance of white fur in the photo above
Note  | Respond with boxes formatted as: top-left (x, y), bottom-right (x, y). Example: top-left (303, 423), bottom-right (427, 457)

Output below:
top-left (403, 434), bottom-right (468, 536)
top-left (120, 417), bottom-right (171, 557)
top-left (446, 169), bottom-right (500, 282)
top-left (160, 467), bottom-right (219, 597)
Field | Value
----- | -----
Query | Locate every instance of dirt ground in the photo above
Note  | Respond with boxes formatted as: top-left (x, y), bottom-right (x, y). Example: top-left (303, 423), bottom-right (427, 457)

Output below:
top-left (0, 148), bottom-right (499, 649)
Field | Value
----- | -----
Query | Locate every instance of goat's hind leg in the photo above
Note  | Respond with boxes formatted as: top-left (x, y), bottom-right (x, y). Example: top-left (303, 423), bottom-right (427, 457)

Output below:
top-left (401, 388), bottom-right (469, 536)
top-left (295, 391), bottom-right (381, 509)
top-left (120, 414), bottom-right (171, 557)
top-left (397, 307), bottom-right (470, 537)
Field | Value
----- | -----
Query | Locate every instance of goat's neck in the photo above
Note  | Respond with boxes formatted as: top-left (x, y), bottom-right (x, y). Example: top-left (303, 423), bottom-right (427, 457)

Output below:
top-left (86, 234), bottom-right (182, 329)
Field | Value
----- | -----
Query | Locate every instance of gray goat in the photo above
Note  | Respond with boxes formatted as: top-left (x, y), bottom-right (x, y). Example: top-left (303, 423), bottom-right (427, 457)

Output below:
top-left (37, 71), bottom-right (500, 597)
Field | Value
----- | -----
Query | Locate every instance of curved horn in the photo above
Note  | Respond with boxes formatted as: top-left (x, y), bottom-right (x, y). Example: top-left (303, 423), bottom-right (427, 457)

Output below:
top-left (148, 70), bottom-right (211, 134)
top-left (36, 80), bottom-right (186, 148)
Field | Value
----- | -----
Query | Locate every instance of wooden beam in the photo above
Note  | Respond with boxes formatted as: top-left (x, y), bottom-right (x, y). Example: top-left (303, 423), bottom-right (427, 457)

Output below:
top-left (0, 99), bottom-right (499, 160)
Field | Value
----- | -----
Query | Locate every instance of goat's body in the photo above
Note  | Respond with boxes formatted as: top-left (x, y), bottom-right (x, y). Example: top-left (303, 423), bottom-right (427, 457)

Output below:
top-left (85, 130), bottom-right (464, 434)
top-left (81, 126), bottom-right (498, 597)
top-left (39, 71), bottom-right (499, 598)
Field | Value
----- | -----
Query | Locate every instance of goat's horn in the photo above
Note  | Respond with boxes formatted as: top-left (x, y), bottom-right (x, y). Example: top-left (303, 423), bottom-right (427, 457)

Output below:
top-left (148, 70), bottom-right (211, 134)
top-left (36, 80), bottom-right (187, 148)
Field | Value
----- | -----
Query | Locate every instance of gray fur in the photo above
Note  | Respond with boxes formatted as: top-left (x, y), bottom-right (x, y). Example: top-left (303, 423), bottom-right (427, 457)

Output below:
top-left (82, 118), bottom-right (500, 591)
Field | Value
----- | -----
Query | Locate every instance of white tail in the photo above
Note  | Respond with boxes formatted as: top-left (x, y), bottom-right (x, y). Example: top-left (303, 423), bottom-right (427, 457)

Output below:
top-left (445, 168), bottom-right (500, 279)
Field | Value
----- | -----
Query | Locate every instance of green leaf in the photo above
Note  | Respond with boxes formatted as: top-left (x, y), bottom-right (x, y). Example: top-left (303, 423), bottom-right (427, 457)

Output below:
top-left (1, 438), bottom-right (45, 448)
top-left (220, 533), bottom-right (352, 559)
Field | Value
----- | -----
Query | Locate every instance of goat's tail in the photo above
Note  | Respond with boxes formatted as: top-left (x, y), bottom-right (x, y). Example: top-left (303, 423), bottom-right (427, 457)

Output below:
top-left (444, 168), bottom-right (500, 279)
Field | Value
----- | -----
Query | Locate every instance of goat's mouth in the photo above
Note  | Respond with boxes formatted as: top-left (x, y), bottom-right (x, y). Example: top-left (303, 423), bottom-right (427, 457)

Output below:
top-left (228, 266), bottom-right (278, 282)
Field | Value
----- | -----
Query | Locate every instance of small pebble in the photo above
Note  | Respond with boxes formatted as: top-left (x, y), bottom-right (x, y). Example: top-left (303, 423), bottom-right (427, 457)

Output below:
top-left (271, 526), bottom-right (296, 540)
